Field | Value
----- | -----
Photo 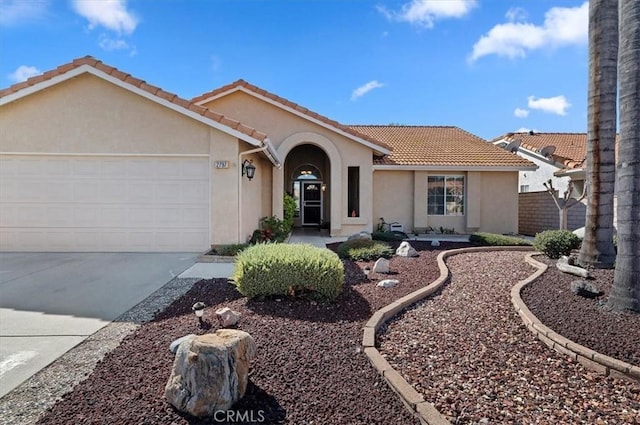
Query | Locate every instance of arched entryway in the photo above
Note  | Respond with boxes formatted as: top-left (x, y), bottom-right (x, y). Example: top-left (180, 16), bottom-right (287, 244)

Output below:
top-left (285, 144), bottom-right (330, 228)
top-left (273, 132), bottom-right (343, 236)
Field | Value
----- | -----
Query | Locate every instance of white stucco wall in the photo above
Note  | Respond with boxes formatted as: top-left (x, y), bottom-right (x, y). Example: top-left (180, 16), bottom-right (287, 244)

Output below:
top-left (516, 150), bottom-right (570, 195)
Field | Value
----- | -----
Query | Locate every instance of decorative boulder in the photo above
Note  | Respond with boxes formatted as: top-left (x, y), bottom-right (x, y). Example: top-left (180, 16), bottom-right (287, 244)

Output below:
top-left (557, 256), bottom-right (591, 279)
top-left (377, 279), bottom-right (399, 288)
top-left (431, 240), bottom-right (440, 247)
top-left (395, 241), bottom-right (418, 257)
top-left (570, 280), bottom-right (601, 299)
top-left (347, 231), bottom-right (372, 241)
top-left (215, 307), bottom-right (241, 327)
top-left (165, 329), bottom-right (256, 417)
top-left (372, 258), bottom-right (390, 274)
top-left (169, 334), bottom-right (197, 354)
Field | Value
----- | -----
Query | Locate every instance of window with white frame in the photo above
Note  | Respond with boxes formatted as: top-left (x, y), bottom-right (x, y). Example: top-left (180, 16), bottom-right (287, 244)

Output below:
top-left (427, 176), bottom-right (465, 216)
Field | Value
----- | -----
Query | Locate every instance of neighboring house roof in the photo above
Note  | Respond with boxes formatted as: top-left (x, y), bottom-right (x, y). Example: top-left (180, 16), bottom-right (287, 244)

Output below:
top-left (192, 79), bottom-right (392, 156)
top-left (491, 132), bottom-right (587, 170)
top-left (350, 125), bottom-right (536, 170)
top-left (0, 56), bottom-right (281, 164)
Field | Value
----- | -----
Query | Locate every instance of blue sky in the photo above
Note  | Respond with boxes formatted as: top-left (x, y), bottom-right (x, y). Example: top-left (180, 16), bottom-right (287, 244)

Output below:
top-left (1, 0), bottom-right (589, 140)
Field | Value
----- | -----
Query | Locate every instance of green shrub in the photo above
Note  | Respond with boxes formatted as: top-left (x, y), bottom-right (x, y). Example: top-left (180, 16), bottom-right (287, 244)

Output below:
top-left (283, 193), bottom-right (296, 234)
top-left (215, 243), bottom-right (249, 256)
top-left (336, 238), bottom-right (393, 261)
top-left (470, 232), bottom-right (532, 247)
top-left (372, 231), bottom-right (407, 241)
top-left (533, 230), bottom-right (581, 259)
top-left (250, 216), bottom-right (289, 243)
top-left (232, 244), bottom-right (344, 301)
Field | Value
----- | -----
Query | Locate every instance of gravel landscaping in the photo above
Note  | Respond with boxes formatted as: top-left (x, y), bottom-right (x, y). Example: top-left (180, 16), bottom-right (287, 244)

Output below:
top-left (33, 241), bottom-right (463, 425)
top-left (521, 257), bottom-right (640, 366)
top-left (15, 245), bottom-right (640, 424)
top-left (378, 251), bottom-right (640, 424)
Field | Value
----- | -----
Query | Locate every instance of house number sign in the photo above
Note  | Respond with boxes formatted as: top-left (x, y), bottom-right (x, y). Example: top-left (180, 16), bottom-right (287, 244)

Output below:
top-left (215, 161), bottom-right (229, 169)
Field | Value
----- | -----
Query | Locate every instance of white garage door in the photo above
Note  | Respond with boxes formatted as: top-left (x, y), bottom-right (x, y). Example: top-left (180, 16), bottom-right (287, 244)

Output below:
top-left (0, 155), bottom-right (210, 252)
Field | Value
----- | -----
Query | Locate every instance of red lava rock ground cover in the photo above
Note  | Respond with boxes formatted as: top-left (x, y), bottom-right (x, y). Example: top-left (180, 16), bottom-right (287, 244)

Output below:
top-left (378, 251), bottom-right (640, 424)
top-left (521, 256), bottom-right (640, 366)
top-left (33, 245), bottom-right (640, 424)
top-left (35, 241), bottom-right (465, 425)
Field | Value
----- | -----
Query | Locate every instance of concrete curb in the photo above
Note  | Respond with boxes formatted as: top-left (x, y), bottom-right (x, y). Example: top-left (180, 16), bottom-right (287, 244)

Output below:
top-left (512, 253), bottom-right (640, 383)
top-left (363, 246), bottom-right (534, 425)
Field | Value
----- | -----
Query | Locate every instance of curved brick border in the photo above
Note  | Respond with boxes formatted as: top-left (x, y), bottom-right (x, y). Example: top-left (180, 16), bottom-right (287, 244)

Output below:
top-left (363, 247), bottom-right (640, 424)
top-left (362, 246), bottom-right (534, 425)
top-left (512, 253), bottom-right (640, 383)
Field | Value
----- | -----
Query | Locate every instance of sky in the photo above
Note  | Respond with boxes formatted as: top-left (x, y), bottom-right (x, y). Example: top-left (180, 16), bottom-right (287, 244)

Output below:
top-left (0, 0), bottom-right (591, 140)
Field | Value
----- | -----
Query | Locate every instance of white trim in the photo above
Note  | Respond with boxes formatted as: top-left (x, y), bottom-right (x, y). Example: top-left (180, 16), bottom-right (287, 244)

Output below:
top-left (195, 86), bottom-right (391, 156)
top-left (0, 152), bottom-right (210, 158)
top-left (373, 164), bottom-right (537, 172)
top-left (516, 147), bottom-right (564, 168)
top-left (554, 167), bottom-right (585, 178)
top-left (0, 65), bottom-right (265, 148)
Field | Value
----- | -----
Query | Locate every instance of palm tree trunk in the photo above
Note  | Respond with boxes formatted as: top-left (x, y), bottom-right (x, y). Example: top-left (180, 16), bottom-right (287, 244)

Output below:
top-left (609, 0), bottom-right (640, 312)
top-left (578, 0), bottom-right (618, 268)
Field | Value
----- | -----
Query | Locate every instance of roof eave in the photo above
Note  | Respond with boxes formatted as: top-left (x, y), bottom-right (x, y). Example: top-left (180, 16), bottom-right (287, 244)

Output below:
top-left (554, 167), bottom-right (585, 179)
top-left (373, 164), bottom-right (538, 172)
top-left (195, 85), bottom-right (392, 156)
top-left (0, 64), bottom-right (267, 148)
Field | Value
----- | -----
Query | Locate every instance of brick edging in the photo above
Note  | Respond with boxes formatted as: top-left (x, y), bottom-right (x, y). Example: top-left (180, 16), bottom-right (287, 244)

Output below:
top-left (512, 253), bottom-right (640, 383)
top-left (362, 246), bottom-right (534, 425)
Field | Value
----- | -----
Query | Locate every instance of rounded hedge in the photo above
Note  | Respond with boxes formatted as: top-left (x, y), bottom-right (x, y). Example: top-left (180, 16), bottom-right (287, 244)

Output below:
top-left (231, 243), bottom-right (344, 301)
top-left (470, 232), bottom-right (532, 247)
top-left (336, 238), bottom-right (393, 261)
top-left (533, 230), bottom-right (581, 259)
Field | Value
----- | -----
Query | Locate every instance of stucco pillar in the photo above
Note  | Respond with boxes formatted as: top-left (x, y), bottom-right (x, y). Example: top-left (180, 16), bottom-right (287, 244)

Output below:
top-left (272, 166), bottom-right (284, 219)
top-left (466, 171), bottom-right (482, 231)
top-left (414, 171), bottom-right (427, 230)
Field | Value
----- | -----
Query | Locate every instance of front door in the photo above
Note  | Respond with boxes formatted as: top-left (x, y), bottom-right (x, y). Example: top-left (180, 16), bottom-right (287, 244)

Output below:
top-left (301, 181), bottom-right (322, 226)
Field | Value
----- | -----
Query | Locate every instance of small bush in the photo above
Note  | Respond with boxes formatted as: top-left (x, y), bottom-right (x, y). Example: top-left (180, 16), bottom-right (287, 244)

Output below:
top-left (336, 239), bottom-right (393, 261)
top-left (372, 231), bottom-right (407, 241)
top-left (533, 230), bottom-right (581, 259)
top-left (232, 244), bottom-right (344, 301)
top-left (283, 193), bottom-right (296, 234)
top-left (470, 232), bottom-right (532, 247)
top-left (250, 216), bottom-right (289, 243)
top-left (215, 243), bottom-right (249, 256)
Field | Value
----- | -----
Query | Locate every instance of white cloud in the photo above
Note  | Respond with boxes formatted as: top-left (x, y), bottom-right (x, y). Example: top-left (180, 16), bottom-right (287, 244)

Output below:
top-left (505, 7), bottom-right (527, 23)
top-left (378, 0), bottom-right (477, 28)
top-left (99, 35), bottom-right (128, 50)
top-left (98, 34), bottom-right (137, 56)
top-left (514, 108), bottom-right (529, 118)
top-left (469, 1), bottom-right (587, 62)
top-left (527, 95), bottom-right (571, 116)
top-left (0, 0), bottom-right (49, 26)
top-left (72, 0), bottom-right (138, 34)
top-left (351, 80), bottom-right (385, 101)
top-left (515, 127), bottom-right (537, 133)
top-left (8, 65), bottom-right (41, 83)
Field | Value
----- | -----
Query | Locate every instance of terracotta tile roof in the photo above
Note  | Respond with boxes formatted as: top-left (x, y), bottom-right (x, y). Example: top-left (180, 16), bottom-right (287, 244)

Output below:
top-left (0, 56), bottom-right (268, 143)
top-left (349, 125), bottom-right (535, 168)
top-left (491, 132), bottom-right (587, 169)
top-left (192, 80), bottom-right (392, 153)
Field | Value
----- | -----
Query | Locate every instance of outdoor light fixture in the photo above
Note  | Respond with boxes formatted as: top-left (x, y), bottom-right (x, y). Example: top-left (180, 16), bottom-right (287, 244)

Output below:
top-left (192, 302), bottom-right (206, 327)
top-left (242, 159), bottom-right (256, 181)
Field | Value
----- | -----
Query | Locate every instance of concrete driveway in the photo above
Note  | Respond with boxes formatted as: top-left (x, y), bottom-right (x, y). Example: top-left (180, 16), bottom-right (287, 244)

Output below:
top-left (0, 252), bottom-right (197, 398)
